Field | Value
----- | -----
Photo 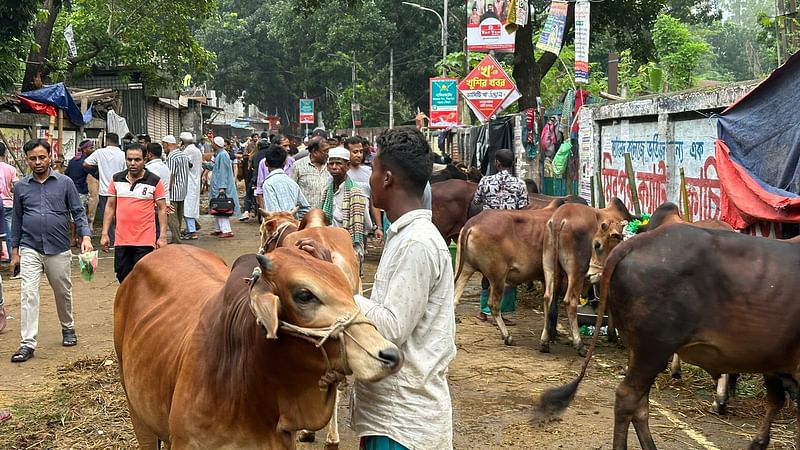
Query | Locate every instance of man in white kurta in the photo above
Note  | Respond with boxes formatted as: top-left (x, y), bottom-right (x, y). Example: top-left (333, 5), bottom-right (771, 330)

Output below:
top-left (350, 127), bottom-right (456, 450)
top-left (180, 132), bottom-right (203, 239)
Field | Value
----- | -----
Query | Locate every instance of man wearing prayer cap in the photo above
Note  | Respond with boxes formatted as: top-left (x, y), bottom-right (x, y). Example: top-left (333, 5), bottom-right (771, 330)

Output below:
top-left (321, 146), bottom-right (369, 265)
top-left (180, 132), bottom-right (203, 239)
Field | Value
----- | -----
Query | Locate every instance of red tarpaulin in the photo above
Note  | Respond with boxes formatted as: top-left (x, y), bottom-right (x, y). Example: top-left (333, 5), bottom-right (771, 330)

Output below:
top-left (17, 95), bottom-right (57, 117)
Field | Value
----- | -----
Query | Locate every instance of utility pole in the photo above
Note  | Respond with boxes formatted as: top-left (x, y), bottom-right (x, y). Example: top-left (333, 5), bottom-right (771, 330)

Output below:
top-left (443, 0), bottom-right (448, 77)
top-left (352, 51), bottom-right (357, 136)
top-left (389, 48), bottom-right (394, 129)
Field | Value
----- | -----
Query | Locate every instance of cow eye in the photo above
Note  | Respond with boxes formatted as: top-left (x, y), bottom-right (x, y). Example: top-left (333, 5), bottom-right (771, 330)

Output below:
top-left (293, 289), bottom-right (319, 305)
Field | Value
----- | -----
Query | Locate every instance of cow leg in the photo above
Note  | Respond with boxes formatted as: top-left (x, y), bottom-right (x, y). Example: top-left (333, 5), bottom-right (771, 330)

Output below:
top-left (564, 276), bottom-right (586, 356)
top-left (324, 390), bottom-right (340, 449)
top-left (539, 289), bottom-right (554, 353)
top-left (748, 374), bottom-right (785, 450)
top-left (489, 283), bottom-right (513, 345)
top-left (129, 409), bottom-right (161, 450)
top-left (613, 353), bottom-right (665, 450)
top-left (711, 373), bottom-right (730, 415)
top-left (670, 354), bottom-right (682, 379)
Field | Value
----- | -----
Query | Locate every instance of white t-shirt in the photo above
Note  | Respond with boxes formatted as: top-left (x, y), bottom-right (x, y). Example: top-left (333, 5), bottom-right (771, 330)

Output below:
top-left (84, 146), bottom-right (126, 196)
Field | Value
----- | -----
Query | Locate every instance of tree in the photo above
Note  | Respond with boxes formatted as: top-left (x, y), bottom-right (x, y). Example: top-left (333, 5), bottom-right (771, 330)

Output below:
top-left (22, 0), bottom-right (64, 91)
top-left (652, 14), bottom-right (710, 89)
top-left (0, 1), bottom-right (39, 92)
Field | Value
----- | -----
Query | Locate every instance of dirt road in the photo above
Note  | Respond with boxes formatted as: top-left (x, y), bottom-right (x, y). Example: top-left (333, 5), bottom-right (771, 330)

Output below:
top-left (0, 216), bottom-right (795, 449)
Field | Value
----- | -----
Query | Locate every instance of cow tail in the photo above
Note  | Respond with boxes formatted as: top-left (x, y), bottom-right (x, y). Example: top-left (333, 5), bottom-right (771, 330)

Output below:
top-left (534, 235), bottom-right (628, 420)
top-left (545, 219), bottom-right (564, 340)
top-left (453, 227), bottom-right (471, 282)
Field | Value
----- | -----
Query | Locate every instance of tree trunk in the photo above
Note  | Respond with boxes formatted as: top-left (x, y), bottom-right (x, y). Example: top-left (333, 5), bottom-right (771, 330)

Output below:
top-left (21, 0), bottom-right (61, 92)
top-left (512, 3), bottom-right (576, 111)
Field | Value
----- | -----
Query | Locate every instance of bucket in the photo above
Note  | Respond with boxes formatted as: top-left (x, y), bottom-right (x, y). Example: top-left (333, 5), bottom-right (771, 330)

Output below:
top-left (448, 242), bottom-right (457, 271)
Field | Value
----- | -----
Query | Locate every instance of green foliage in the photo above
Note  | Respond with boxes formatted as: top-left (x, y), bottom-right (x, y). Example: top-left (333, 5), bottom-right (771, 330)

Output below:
top-left (0, 1), bottom-right (40, 92)
top-left (538, 45), bottom-right (607, 108)
top-left (652, 14), bottom-right (710, 90)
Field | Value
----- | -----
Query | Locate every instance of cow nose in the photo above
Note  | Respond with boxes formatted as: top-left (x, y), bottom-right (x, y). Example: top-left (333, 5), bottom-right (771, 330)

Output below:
top-left (378, 347), bottom-right (403, 371)
top-left (594, 241), bottom-right (602, 252)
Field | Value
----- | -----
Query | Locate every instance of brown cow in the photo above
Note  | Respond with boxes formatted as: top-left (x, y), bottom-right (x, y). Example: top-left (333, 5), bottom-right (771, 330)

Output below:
top-left (541, 198), bottom-right (633, 355)
top-left (431, 179), bottom-right (481, 244)
top-left (537, 224), bottom-right (800, 450)
top-left (115, 245), bottom-right (402, 449)
top-left (453, 200), bottom-right (566, 345)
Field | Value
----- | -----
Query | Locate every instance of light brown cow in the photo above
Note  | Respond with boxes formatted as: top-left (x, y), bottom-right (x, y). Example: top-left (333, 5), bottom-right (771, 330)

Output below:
top-left (454, 200), bottom-right (566, 345)
top-left (115, 245), bottom-right (401, 449)
top-left (542, 198), bottom-right (633, 355)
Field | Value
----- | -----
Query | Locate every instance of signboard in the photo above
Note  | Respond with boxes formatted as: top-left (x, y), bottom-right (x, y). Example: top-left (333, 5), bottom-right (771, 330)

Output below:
top-left (578, 108), bottom-right (594, 203)
top-left (458, 55), bottom-right (516, 122)
top-left (574, 1), bottom-right (591, 83)
top-left (466, 0), bottom-right (515, 52)
top-left (299, 98), bottom-right (314, 124)
top-left (429, 78), bottom-right (459, 129)
top-left (536, 1), bottom-right (569, 55)
top-left (351, 103), bottom-right (362, 127)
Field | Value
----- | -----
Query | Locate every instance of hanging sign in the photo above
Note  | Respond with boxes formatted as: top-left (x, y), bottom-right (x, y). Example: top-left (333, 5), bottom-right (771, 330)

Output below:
top-left (429, 78), bottom-right (459, 129)
top-left (574, 1), bottom-right (591, 83)
top-left (299, 99), bottom-right (315, 124)
top-left (536, 1), bottom-right (568, 55)
top-left (457, 55), bottom-right (516, 122)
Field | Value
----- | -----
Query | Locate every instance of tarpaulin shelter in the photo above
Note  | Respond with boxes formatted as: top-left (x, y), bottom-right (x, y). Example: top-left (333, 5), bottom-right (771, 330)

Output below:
top-left (17, 82), bottom-right (87, 127)
top-left (716, 51), bottom-right (800, 229)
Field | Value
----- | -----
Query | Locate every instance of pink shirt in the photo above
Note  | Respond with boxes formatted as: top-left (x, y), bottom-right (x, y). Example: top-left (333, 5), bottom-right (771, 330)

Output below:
top-left (0, 162), bottom-right (18, 208)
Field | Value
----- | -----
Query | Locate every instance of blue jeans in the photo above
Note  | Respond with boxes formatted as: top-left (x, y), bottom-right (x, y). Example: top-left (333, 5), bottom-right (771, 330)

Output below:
top-left (3, 206), bottom-right (11, 261)
top-left (97, 196), bottom-right (115, 246)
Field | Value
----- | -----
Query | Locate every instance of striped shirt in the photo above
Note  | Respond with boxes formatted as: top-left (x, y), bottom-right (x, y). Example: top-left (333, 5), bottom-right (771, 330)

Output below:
top-left (261, 169), bottom-right (310, 217)
top-left (290, 156), bottom-right (330, 209)
top-left (166, 149), bottom-right (190, 201)
top-left (108, 170), bottom-right (166, 247)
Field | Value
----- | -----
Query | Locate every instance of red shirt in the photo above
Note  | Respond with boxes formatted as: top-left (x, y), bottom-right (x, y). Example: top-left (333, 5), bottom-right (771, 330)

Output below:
top-left (108, 170), bottom-right (165, 247)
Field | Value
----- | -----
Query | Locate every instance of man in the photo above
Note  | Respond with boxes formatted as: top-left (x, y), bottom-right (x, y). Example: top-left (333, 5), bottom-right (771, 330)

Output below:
top-left (469, 6), bottom-right (481, 24)
top-left (0, 142), bottom-right (18, 260)
top-left (65, 139), bottom-right (94, 247)
top-left (255, 134), bottom-right (295, 211)
top-left (322, 146), bottom-right (369, 264)
top-left (181, 132), bottom-right (202, 240)
top-left (137, 134), bottom-right (152, 148)
top-left (10, 139), bottom-right (93, 363)
top-left (100, 143), bottom-right (168, 283)
top-left (302, 128), bottom-right (456, 449)
top-left (239, 133), bottom-right (259, 221)
top-left (163, 135), bottom-right (190, 243)
top-left (203, 136), bottom-right (240, 238)
top-left (144, 143), bottom-right (171, 240)
top-left (291, 137), bottom-right (330, 209)
top-left (83, 132), bottom-right (126, 246)
top-left (260, 144), bottom-right (310, 217)
top-left (345, 136), bottom-right (383, 240)
top-left (248, 140), bottom-right (269, 224)
top-left (472, 148), bottom-right (528, 323)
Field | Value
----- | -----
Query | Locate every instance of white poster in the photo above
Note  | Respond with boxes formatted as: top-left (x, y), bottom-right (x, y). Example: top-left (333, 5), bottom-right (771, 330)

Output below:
top-left (574, 1), bottom-right (591, 84)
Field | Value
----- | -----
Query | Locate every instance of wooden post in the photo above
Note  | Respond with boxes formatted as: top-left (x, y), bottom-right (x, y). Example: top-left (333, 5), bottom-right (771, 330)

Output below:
top-left (595, 168), bottom-right (605, 208)
top-left (624, 152), bottom-right (641, 216)
top-left (57, 109), bottom-right (64, 172)
top-left (48, 114), bottom-right (55, 146)
top-left (590, 175), bottom-right (596, 208)
top-left (680, 167), bottom-right (692, 223)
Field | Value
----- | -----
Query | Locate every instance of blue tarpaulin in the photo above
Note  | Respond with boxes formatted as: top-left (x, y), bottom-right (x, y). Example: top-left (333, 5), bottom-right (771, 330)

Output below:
top-left (18, 82), bottom-right (86, 127)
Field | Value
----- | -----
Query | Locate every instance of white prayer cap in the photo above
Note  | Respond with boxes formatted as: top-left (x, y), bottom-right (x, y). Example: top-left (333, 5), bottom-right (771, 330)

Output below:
top-left (179, 132), bottom-right (194, 142)
top-left (161, 135), bottom-right (177, 144)
top-left (213, 136), bottom-right (225, 147)
top-left (328, 146), bottom-right (350, 161)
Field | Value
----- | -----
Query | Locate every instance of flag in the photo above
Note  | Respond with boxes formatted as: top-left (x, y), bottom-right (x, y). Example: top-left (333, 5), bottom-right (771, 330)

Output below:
top-left (574, 1), bottom-right (591, 84)
top-left (64, 24), bottom-right (78, 58)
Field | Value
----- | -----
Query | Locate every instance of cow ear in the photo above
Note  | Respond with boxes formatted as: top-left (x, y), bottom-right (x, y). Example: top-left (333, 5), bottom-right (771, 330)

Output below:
top-left (250, 292), bottom-right (280, 339)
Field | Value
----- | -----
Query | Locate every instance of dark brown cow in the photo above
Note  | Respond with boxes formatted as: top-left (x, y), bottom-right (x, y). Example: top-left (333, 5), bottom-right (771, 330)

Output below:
top-left (431, 179), bottom-right (480, 244)
top-left (537, 224), bottom-right (800, 450)
top-left (527, 193), bottom-right (587, 210)
top-left (115, 246), bottom-right (402, 449)
top-left (541, 198), bottom-right (633, 355)
top-left (453, 200), bottom-right (566, 345)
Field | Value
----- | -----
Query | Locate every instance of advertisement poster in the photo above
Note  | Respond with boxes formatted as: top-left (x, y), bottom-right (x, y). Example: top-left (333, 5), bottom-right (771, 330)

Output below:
top-left (458, 55), bottom-right (516, 122)
top-left (299, 99), bottom-right (315, 124)
top-left (574, 1), bottom-right (591, 83)
top-left (536, 1), bottom-right (568, 55)
top-left (38, 129), bottom-right (77, 161)
top-left (429, 78), bottom-right (459, 129)
top-left (466, 0), bottom-right (515, 52)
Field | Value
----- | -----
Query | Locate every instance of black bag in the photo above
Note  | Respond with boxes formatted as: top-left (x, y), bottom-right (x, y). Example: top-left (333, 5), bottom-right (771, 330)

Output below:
top-left (209, 193), bottom-right (235, 216)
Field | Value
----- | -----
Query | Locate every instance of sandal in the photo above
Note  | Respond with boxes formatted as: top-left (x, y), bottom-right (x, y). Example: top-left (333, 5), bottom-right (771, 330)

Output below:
top-left (11, 346), bottom-right (34, 363)
top-left (180, 233), bottom-right (198, 240)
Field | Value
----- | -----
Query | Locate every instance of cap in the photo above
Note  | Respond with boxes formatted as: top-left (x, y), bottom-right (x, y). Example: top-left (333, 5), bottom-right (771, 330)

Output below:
top-left (328, 146), bottom-right (350, 161)
top-left (179, 132), bottom-right (194, 142)
top-left (213, 136), bottom-right (225, 147)
top-left (161, 135), bottom-right (177, 144)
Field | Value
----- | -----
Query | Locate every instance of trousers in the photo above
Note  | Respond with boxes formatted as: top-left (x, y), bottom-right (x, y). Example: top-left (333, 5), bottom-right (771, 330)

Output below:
top-left (19, 247), bottom-right (74, 349)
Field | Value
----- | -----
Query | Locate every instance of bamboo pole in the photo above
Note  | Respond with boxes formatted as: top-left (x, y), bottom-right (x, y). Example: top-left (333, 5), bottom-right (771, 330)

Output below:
top-left (680, 167), bottom-right (692, 223)
top-left (590, 175), bottom-right (596, 208)
top-left (48, 114), bottom-right (55, 147)
top-left (624, 152), bottom-right (641, 216)
top-left (595, 168), bottom-right (605, 208)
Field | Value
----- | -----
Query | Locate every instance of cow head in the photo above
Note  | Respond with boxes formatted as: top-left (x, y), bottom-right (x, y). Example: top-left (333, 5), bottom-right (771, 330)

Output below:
top-left (258, 211), bottom-right (300, 254)
top-left (587, 198), bottom-right (631, 284)
top-left (247, 249), bottom-right (402, 382)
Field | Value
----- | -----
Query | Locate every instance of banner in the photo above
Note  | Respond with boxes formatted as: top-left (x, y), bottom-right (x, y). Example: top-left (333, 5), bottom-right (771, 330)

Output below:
top-left (574, 1), bottom-right (591, 84)
top-left (466, 0), bottom-right (515, 52)
top-left (536, 1), bottom-right (568, 55)
top-left (429, 78), bottom-right (459, 129)
top-left (299, 99), bottom-right (314, 124)
top-left (64, 24), bottom-right (78, 58)
top-left (458, 55), bottom-right (516, 122)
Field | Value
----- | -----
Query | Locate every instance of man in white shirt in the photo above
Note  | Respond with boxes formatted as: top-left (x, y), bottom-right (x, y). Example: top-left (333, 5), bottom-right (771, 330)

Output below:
top-left (298, 128), bottom-right (456, 450)
top-left (144, 143), bottom-right (171, 241)
top-left (181, 132), bottom-right (203, 239)
top-left (83, 132), bottom-right (126, 246)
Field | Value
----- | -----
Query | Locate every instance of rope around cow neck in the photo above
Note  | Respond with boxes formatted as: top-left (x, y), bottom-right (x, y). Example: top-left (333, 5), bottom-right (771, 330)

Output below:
top-left (259, 221), bottom-right (295, 254)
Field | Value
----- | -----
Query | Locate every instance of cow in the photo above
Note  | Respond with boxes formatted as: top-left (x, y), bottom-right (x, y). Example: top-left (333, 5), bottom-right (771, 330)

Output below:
top-left (453, 200), bottom-right (566, 345)
top-left (115, 245), bottom-right (402, 449)
top-left (259, 208), bottom-right (361, 447)
top-left (430, 162), bottom-right (482, 183)
top-left (541, 198), bottom-right (633, 356)
top-left (537, 224), bottom-right (800, 450)
top-left (431, 179), bottom-right (481, 244)
top-left (527, 193), bottom-right (587, 210)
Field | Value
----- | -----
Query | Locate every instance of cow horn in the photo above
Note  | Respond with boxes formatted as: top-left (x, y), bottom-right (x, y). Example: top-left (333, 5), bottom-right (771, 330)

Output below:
top-left (256, 254), bottom-right (273, 273)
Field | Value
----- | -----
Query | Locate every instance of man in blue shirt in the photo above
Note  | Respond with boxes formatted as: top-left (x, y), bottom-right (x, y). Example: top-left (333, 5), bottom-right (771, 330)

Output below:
top-left (10, 139), bottom-right (93, 363)
top-left (261, 144), bottom-right (310, 218)
top-left (65, 139), bottom-right (95, 245)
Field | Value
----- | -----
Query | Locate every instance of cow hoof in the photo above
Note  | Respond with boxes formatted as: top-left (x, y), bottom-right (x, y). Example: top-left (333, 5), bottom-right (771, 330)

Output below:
top-left (539, 342), bottom-right (550, 353)
top-left (577, 346), bottom-right (588, 357)
top-left (671, 371), bottom-right (682, 379)
top-left (297, 431), bottom-right (315, 442)
top-left (325, 443), bottom-right (340, 450)
top-left (711, 401), bottom-right (727, 416)
top-left (748, 437), bottom-right (769, 450)
top-left (607, 334), bottom-right (619, 344)
top-left (504, 335), bottom-right (514, 346)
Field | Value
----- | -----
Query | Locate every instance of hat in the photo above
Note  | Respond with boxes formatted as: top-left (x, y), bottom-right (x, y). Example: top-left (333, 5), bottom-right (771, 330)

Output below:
top-left (328, 146), bottom-right (350, 161)
top-left (179, 132), bottom-right (194, 142)
top-left (161, 135), bottom-right (177, 144)
top-left (213, 136), bottom-right (225, 147)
